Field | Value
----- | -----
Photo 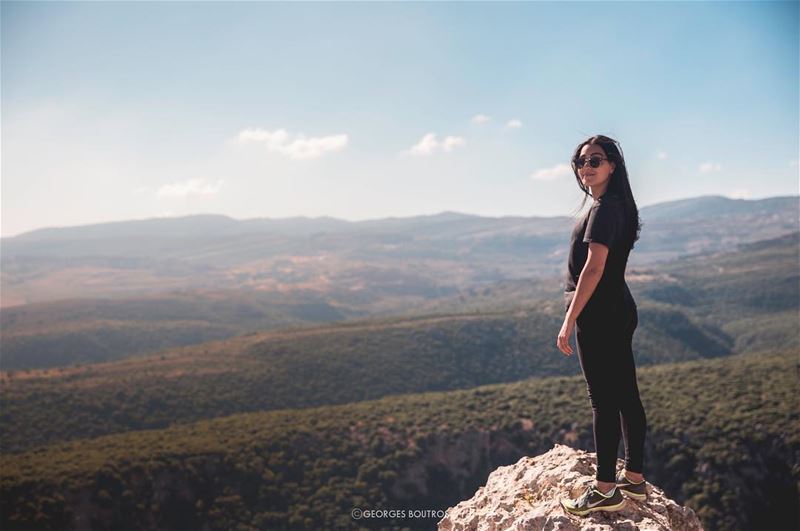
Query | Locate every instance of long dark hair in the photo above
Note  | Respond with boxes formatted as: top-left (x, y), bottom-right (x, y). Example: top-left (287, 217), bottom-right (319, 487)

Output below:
top-left (570, 134), bottom-right (642, 250)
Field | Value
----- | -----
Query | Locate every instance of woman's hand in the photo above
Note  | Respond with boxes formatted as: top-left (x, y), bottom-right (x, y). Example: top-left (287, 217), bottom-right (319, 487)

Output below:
top-left (557, 315), bottom-right (576, 356)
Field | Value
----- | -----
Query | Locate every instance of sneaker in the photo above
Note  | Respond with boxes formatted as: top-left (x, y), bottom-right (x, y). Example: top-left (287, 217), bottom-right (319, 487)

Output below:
top-left (560, 484), bottom-right (625, 516)
top-left (616, 471), bottom-right (647, 501)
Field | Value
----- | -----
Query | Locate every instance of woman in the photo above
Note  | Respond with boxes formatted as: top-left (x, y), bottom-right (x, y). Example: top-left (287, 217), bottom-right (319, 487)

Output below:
top-left (556, 134), bottom-right (648, 516)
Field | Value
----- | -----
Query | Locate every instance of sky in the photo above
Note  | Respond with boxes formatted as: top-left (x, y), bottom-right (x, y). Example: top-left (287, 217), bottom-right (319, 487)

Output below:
top-left (2, 1), bottom-right (798, 238)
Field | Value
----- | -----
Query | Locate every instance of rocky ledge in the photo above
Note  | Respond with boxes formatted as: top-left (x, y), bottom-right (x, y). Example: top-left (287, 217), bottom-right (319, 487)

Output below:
top-left (438, 443), bottom-right (703, 530)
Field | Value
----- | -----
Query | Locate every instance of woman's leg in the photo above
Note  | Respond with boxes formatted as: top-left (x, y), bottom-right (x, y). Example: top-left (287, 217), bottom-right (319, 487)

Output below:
top-left (618, 307), bottom-right (647, 476)
top-left (576, 326), bottom-right (622, 484)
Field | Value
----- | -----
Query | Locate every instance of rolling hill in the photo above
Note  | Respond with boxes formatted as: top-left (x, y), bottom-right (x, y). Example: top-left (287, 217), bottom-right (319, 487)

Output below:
top-left (1, 231), bottom-right (796, 454)
top-left (1, 227), bottom-right (796, 372)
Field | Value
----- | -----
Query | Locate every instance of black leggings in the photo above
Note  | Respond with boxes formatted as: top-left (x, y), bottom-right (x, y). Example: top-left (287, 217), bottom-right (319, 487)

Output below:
top-left (575, 304), bottom-right (646, 483)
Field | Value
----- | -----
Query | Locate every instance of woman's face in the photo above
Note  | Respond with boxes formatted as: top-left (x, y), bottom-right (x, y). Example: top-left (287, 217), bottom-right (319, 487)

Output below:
top-left (576, 144), bottom-right (616, 191)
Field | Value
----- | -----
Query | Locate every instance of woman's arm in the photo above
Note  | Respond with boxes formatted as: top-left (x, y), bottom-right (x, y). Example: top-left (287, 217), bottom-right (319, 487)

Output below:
top-left (557, 242), bottom-right (609, 355)
top-left (566, 242), bottom-right (609, 321)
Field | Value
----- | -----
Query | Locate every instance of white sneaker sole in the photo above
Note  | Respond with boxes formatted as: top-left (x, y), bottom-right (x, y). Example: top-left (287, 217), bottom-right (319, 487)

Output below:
top-left (560, 497), bottom-right (626, 516)
top-left (619, 489), bottom-right (647, 501)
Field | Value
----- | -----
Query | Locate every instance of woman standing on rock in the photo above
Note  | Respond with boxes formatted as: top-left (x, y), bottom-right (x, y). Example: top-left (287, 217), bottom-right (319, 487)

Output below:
top-left (556, 134), bottom-right (649, 515)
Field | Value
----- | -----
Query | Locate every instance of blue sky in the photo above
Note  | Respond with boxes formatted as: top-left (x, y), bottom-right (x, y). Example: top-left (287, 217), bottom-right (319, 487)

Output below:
top-left (2, 1), bottom-right (798, 238)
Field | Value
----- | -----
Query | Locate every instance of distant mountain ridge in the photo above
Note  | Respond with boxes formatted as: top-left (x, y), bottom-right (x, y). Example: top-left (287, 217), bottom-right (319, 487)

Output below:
top-left (5, 194), bottom-right (796, 241)
top-left (4, 210), bottom-right (484, 242)
top-left (640, 194), bottom-right (797, 220)
top-left (1, 194), bottom-right (796, 309)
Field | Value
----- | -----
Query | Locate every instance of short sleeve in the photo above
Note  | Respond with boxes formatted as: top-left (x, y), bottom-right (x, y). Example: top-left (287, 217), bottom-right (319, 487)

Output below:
top-left (583, 198), bottom-right (620, 248)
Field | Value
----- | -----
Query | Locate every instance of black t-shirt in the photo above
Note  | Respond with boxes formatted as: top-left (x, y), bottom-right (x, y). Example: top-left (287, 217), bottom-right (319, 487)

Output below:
top-left (563, 191), bottom-right (635, 319)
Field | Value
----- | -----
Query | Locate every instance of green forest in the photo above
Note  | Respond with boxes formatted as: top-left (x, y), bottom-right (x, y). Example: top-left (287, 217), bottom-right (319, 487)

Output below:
top-left (1, 348), bottom-right (797, 530)
top-left (3, 301), bottom-right (762, 454)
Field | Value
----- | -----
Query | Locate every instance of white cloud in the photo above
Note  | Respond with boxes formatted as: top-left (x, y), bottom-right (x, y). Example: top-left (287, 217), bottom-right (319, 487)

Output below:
top-left (471, 114), bottom-right (491, 124)
top-left (156, 178), bottom-right (224, 199)
top-left (789, 159), bottom-right (798, 167)
top-left (699, 162), bottom-right (722, 173)
top-left (530, 163), bottom-right (572, 181)
top-left (407, 132), bottom-right (466, 156)
top-left (232, 127), bottom-right (348, 159)
top-left (506, 119), bottom-right (522, 129)
top-left (410, 133), bottom-right (439, 156)
top-left (657, 151), bottom-right (668, 159)
top-left (728, 188), bottom-right (751, 199)
top-left (442, 135), bottom-right (466, 152)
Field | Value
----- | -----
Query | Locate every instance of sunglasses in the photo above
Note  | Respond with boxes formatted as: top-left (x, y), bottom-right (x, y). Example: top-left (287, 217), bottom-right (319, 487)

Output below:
top-left (574, 155), bottom-right (608, 169)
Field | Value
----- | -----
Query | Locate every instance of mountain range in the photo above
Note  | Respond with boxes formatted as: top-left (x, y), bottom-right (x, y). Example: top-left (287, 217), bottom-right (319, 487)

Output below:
top-left (0, 193), bottom-right (798, 531)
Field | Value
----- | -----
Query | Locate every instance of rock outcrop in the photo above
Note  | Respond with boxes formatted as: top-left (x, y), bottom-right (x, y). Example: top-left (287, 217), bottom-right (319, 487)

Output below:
top-left (438, 443), bottom-right (703, 530)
